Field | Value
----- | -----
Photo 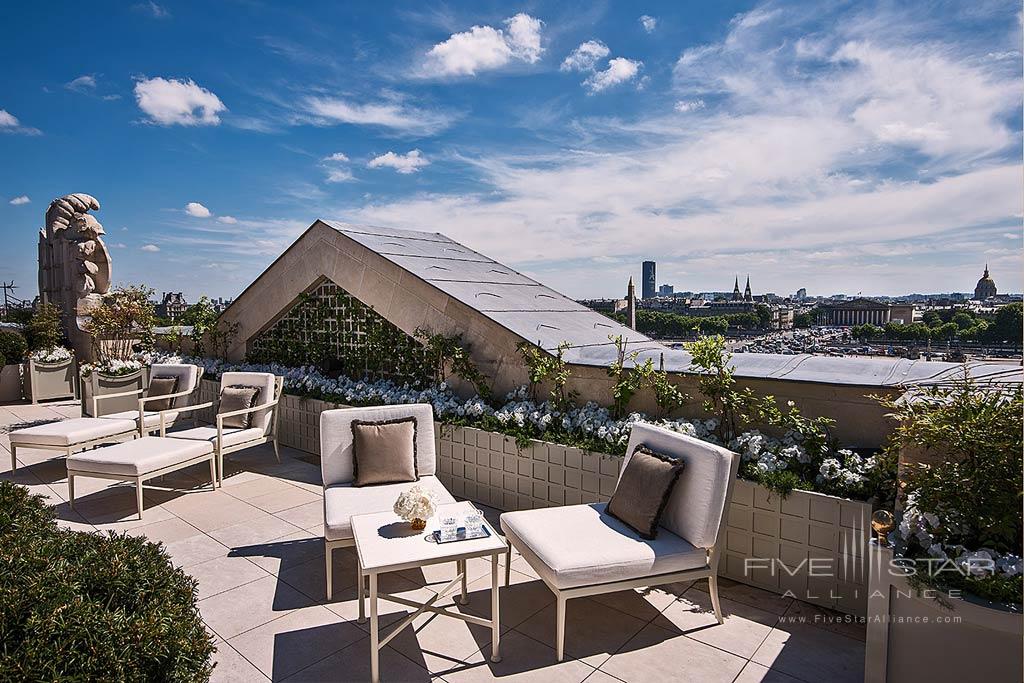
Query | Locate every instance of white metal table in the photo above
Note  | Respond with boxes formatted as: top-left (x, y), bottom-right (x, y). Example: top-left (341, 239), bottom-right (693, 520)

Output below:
top-left (351, 501), bottom-right (507, 683)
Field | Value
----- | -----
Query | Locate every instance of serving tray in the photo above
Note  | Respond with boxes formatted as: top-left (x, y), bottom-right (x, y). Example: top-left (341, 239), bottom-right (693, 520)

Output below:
top-left (432, 524), bottom-right (492, 544)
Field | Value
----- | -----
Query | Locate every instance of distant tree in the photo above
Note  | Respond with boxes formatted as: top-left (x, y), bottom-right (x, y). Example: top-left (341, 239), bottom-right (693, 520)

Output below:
top-left (755, 304), bottom-right (772, 329)
top-left (922, 311), bottom-right (942, 327)
top-left (952, 312), bottom-right (975, 330)
top-left (793, 310), bottom-right (816, 328)
top-left (984, 303), bottom-right (1023, 343)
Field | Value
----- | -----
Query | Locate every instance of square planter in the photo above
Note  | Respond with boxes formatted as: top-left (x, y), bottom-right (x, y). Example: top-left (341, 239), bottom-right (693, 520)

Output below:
top-left (23, 358), bottom-right (77, 403)
top-left (0, 364), bottom-right (22, 402)
top-left (81, 367), bottom-right (149, 416)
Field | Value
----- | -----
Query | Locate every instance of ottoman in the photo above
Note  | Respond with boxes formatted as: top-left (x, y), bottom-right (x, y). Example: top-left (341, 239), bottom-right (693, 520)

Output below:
top-left (9, 416), bottom-right (139, 473)
top-left (67, 436), bottom-right (216, 520)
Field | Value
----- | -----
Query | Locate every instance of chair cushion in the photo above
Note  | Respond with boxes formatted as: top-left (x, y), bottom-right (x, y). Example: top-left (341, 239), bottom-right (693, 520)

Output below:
top-left (500, 503), bottom-right (708, 590)
top-left (321, 405), bottom-right (436, 486)
top-left (323, 475), bottom-right (455, 541)
top-left (219, 385), bottom-right (261, 429)
top-left (352, 417), bottom-right (418, 486)
top-left (149, 364), bottom-right (199, 408)
top-left (221, 372), bottom-right (277, 433)
top-left (623, 423), bottom-right (736, 549)
top-left (146, 375), bottom-right (179, 411)
top-left (166, 426), bottom-right (265, 448)
top-left (67, 436), bottom-right (213, 476)
top-left (9, 417), bottom-right (138, 447)
top-left (102, 410), bottom-right (182, 430)
top-left (606, 445), bottom-right (685, 540)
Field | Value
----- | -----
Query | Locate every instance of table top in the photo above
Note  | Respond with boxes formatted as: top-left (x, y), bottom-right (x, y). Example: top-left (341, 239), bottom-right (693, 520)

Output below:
top-left (352, 501), bottom-right (507, 574)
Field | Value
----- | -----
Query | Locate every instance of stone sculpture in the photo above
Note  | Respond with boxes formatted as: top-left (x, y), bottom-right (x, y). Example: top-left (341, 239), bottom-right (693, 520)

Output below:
top-left (38, 193), bottom-right (112, 361)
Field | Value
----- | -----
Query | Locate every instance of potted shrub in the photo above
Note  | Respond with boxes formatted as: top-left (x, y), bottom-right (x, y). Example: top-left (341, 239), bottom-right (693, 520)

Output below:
top-left (0, 329), bottom-right (27, 402)
top-left (80, 285), bottom-right (156, 416)
top-left (22, 303), bottom-right (77, 403)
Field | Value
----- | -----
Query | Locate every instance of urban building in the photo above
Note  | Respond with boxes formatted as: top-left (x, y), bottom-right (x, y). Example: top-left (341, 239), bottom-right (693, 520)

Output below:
top-left (658, 284), bottom-right (674, 297)
top-left (578, 298), bottom-right (627, 315)
top-left (796, 287), bottom-right (807, 300)
top-left (815, 298), bottom-right (891, 326)
top-left (973, 264), bottom-right (997, 300)
top-left (641, 261), bottom-right (656, 300)
top-left (889, 304), bottom-right (915, 325)
top-left (155, 292), bottom-right (189, 321)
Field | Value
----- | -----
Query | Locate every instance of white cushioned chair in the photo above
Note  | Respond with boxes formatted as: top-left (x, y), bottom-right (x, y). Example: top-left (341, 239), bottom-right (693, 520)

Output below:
top-left (167, 371), bottom-right (283, 485)
top-left (500, 422), bottom-right (740, 661)
top-left (320, 404), bottom-right (457, 606)
top-left (95, 363), bottom-right (205, 435)
top-left (8, 363), bottom-right (204, 473)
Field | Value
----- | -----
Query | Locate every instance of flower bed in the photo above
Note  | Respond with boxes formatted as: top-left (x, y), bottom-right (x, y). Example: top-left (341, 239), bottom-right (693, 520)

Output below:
top-left (173, 354), bottom-right (886, 502)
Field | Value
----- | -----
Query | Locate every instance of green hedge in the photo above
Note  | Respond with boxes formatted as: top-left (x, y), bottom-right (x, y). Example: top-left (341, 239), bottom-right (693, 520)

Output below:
top-left (0, 482), bottom-right (215, 681)
top-left (0, 329), bottom-right (26, 367)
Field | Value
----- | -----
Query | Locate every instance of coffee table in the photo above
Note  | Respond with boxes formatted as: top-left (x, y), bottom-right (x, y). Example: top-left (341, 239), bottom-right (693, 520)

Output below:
top-left (351, 501), bottom-right (508, 683)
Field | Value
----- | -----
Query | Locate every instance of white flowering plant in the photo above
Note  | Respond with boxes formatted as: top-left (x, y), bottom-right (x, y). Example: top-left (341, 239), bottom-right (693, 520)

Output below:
top-left (29, 346), bottom-right (73, 364)
top-left (393, 485), bottom-right (438, 523)
top-left (79, 352), bottom-right (152, 378)
top-left (159, 351), bottom-right (887, 502)
top-left (880, 375), bottom-right (1022, 606)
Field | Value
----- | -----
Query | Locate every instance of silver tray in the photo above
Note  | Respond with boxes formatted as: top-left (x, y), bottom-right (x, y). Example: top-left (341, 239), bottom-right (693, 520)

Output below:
top-left (432, 524), bottom-right (491, 544)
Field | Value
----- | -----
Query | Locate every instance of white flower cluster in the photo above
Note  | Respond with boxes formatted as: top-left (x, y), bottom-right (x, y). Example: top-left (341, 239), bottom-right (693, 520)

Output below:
top-left (79, 357), bottom-right (147, 378)
top-left (393, 484), bottom-right (437, 522)
top-left (29, 346), bottom-right (73, 364)
top-left (157, 353), bottom-right (872, 496)
top-left (889, 492), bottom-right (1022, 578)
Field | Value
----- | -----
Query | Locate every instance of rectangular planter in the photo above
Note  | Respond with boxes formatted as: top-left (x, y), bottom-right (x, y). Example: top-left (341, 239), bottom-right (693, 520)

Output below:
top-left (864, 543), bottom-right (1023, 682)
top-left (721, 479), bottom-right (871, 616)
top-left (81, 367), bottom-right (149, 416)
top-left (196, 379), bottom-right (872, 614)
top-left (0, 364), bottom-right (22, 402)
top-left (23, 358), bottom-right (77, 403)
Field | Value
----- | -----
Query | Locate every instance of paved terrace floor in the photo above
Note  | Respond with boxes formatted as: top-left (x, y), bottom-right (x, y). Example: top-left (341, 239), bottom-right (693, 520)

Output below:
top-left (1, 400), bottom-right (866, 683)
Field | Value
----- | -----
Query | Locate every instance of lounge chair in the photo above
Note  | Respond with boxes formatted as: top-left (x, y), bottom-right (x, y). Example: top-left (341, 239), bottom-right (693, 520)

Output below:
top-left (500, 422), bottom-right (740, 661)
top-left (8, 363), bottom-right (204, 473)
top-left (166, 371), bottom-right (283, 485)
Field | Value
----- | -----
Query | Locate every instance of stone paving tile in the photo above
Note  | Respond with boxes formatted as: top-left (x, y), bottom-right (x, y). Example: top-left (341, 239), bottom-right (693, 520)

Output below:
top-left (188, 554), bottom-right (272, 601)
top-left (211, 640), bottom-right (271, 683)
top-left (200, 575), bottom-right (316, 640)
top-left (599, 622), bottom-right (747, 683)
top-left (751, 620), bottom-right (865, 683)
top-left (652, 588), bottom-right (778, 659)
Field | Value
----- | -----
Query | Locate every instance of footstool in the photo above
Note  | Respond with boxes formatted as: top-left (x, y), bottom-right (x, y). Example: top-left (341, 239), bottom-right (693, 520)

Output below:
top-left (9, 417), bottom-right (138, 473)
top-left (67, 436), bottom-right (217, 520)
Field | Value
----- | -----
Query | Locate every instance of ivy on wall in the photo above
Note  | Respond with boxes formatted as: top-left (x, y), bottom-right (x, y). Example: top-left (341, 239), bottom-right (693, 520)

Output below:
top-left (247, 281), bottom-right (431, 384)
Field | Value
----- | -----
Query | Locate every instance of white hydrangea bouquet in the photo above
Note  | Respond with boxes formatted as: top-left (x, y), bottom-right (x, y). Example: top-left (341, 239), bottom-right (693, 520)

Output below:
top-left (393, 484), bottom-right (437, 530)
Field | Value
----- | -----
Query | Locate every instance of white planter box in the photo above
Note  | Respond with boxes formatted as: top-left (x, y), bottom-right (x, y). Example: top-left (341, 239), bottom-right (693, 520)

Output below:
top-left (200, 379), bottom-right (873, 614)
top-left (864, 543), bottom-right (1022, 682)
top-left (721, 479), bottom-right (871, 616)
top-left (0, 364), bottom-right (22, 402)
top-left (81, 367), bottom-right (149, 416)
top-left (23, 358), bottom-right (77, 403)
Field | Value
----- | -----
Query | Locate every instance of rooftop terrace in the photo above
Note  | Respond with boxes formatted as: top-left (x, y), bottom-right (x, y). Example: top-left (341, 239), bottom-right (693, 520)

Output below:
top-left (3, 400), bottom-right (866, 683)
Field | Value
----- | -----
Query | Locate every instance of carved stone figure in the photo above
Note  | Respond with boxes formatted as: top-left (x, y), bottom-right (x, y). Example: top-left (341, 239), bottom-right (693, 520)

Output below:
top-left (38, 193), bottom-right (112, 361)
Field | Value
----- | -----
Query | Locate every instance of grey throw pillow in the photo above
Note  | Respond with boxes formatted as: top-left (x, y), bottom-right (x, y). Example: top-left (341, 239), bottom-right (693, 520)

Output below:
top-left (146, 376), bottom-right (179, 411)
top-left (605, 444), bottom-right (685, 540)
top-left (219, 385), bottom-right (262, 429)
top-left (351, 417), bottom-right (418, 487)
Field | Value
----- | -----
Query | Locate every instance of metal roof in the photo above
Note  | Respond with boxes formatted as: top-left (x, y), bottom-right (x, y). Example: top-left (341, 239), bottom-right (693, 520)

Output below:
top-left (323, 220), bottom-right (1021, 388)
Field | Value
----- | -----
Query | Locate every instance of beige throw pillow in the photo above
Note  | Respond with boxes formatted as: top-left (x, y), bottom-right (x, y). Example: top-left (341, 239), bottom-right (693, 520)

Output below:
top-left (605, 444), bottom-right (685, 540)
top-left (351, 417), bottom-right (418, 487)
top-left (146, 376), bottom-right (179, 412)
top-left (219, 385), bottom-right (262, 429)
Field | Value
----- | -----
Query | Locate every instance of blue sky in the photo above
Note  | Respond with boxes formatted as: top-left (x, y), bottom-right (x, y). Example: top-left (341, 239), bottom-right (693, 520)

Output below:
top-left (1, 0), bottom-right (1021, 303)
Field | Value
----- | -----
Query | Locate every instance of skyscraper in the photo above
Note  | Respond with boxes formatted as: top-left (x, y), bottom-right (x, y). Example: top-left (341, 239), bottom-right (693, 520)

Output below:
top-left (641, 261), bottom-right (656, 300)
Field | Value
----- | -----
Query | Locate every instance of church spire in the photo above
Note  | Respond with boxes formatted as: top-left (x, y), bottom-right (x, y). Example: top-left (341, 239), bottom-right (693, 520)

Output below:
top-left (744, 275), bottom-right (752, 302)
top-left (732, 276), bottom-right (741, 301)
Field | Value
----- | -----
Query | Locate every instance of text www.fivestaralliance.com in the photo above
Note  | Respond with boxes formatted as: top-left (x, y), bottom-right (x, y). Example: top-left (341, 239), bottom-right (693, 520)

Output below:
top-left (776, 614), bottom-right (962, 625)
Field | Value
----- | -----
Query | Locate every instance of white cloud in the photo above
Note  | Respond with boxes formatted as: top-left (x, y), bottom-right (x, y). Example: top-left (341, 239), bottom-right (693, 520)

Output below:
top-left (584, 58), bottom-right (642, 93)
top-left (0, 109), bottom-right (41, 135)
top-left (134, 77), bottom-right (226, 126)
top-left (217, 215), bottom-right (238, 224)
top-left (321, 152), bottom-right (354, 183)
top-left (134, 1), bottom-right (170, 18)
top-left (367, 150), bottom-right (429, 174)
top-left (185, 202), bottom-right (211, 218)
top-left (423, 13), bottom-right (543, 76)
top-left (8, 195), bottom-right (30, 205)
top-left (140, 244), bottom-right (161, 252)
top-left (639, 15), bottom-right (657, 33)
top-left (560, 40), bottom-right (610, 72)
top-left (323, 152), bottom-right (349, 162)
top-left (303, 97), bottom-right (452, 136)
top-left (65, 75), bottom-right (96, 92)
top-left (674, 99), bottom-right (706, 112)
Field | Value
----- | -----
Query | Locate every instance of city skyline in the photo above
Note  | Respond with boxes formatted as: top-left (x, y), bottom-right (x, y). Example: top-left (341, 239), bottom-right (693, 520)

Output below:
top-left (1, 1), bottom-right (1021, 301)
